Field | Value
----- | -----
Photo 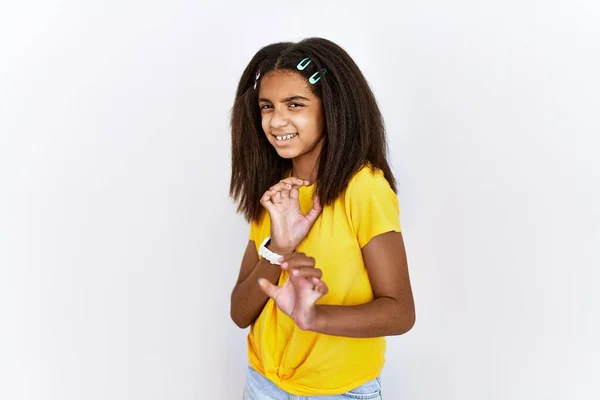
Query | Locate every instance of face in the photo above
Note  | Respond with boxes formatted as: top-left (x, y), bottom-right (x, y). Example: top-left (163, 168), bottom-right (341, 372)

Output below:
top-left (258, 71), bottom-right (324, 160)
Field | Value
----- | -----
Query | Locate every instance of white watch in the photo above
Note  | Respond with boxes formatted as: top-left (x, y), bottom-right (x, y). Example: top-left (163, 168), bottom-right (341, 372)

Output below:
top-left (258, 236), bottom-right (283, 265)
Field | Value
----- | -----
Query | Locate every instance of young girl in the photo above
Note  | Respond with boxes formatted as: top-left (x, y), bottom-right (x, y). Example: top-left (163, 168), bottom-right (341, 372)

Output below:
top-left (229, 37), bottom-right (415, 399)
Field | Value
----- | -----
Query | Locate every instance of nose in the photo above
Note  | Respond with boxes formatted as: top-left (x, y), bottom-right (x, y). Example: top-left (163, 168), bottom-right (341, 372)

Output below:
top-left (269, 107), bottom-right (289, 129)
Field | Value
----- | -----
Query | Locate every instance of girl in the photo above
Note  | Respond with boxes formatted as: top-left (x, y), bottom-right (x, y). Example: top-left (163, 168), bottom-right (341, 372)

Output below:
top-left (229, 37), bottom-right (415, 399)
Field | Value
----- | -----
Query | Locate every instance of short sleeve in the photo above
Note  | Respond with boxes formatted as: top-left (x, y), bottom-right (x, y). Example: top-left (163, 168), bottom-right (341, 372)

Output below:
top-left (248, 220), bottom-right (258, 241)
top-left (347, 168), bottom-right (402, 248)
top-left (248, 213), bottom-right (269, 252)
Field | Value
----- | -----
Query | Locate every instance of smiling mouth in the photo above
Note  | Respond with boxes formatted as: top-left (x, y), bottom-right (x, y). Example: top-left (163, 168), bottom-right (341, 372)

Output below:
top-left (274, 133), bottom-right (297, 141)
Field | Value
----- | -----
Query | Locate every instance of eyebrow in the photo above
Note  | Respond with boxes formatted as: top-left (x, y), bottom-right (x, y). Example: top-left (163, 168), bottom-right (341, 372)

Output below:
top-left (258, 96), bottom-right (311, 103)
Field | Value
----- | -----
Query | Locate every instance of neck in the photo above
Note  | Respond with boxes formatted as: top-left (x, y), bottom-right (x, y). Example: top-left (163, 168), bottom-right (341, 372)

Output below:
top-left (292, 159), bottom-right (318, 184)
top-left (291, 137), bottom-right (323, 184)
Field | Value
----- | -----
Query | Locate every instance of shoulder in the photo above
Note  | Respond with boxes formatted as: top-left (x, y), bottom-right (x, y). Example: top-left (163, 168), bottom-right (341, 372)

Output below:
top-left (346, 164), bottom-right (395, 199)
top-left (343, 164), bottom-right (402, 245)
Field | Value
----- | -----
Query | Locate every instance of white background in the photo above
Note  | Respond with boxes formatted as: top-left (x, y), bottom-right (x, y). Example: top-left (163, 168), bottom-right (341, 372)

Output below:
top-left (1, 1), bottom-right (599, 399)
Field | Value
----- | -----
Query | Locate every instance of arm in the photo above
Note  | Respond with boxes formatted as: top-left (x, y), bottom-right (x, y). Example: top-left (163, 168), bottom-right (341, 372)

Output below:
top-left (306, 231), bottom-right (416, 337)
top-left (230, 240), bottom-right (287, 328)
top-left (231, 177), bottom-right (321, 328)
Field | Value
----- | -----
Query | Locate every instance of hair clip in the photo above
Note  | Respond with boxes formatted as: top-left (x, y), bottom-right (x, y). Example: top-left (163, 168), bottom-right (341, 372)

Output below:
top-left (309, 68), bottom-right (327, 84)
top-left (254, 70), bottom-right (261, 90)
top-left (297, 57), bottom-right (312, 71)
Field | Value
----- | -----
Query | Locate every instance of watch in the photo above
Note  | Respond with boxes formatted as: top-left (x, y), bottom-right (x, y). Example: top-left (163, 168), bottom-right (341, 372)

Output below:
top-left (258, 236), bottom-right (283, 265)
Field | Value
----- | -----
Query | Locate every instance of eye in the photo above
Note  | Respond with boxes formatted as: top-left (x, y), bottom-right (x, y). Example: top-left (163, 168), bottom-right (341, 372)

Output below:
top-left (289, 102), bottom-right (304, 108)
top-left (260, 104), bottom-right (273, 110)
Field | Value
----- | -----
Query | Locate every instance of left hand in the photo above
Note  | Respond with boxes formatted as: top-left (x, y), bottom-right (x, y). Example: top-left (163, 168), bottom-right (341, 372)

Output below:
top-left (258, 253), bottom-right (329, 330)
top-left (260, 178), bottom-right (322, 255)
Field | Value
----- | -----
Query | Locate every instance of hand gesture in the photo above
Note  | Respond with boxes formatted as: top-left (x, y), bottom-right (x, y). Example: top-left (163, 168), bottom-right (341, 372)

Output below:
top-left (258, 253), bottom-right (328, 330)
top-left (260, 177), bottom-right (322, 254)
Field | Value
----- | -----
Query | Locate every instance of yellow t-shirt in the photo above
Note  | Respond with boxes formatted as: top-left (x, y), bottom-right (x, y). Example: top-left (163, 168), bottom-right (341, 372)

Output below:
top-left (247, 165), bottom-right (402, 396)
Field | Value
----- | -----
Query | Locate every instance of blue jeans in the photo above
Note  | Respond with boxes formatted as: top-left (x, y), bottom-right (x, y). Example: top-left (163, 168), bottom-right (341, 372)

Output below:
top-left (243, 366), bottom-right (383, 399)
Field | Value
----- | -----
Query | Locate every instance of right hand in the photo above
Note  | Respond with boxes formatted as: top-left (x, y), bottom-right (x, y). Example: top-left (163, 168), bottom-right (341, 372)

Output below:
top-left (258, 252), bottom-right (328, 324)
top-left (260, 177), bottom-right (322, 254)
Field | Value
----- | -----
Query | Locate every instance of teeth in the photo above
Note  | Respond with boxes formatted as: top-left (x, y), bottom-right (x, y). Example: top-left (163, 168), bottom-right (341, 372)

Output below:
top-left (276, 134), bottom-right (296, 141)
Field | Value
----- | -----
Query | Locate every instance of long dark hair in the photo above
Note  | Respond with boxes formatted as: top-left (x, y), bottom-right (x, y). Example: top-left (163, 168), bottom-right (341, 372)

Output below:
top-left (230, 37), bottom-right (396, 223)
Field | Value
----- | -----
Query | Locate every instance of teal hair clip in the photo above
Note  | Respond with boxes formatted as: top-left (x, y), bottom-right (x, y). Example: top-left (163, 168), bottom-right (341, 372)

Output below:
top-left (297, 57), bottom-right (327, 84)
top-left (309, 68), bottom-right (327, 84)
top-left (297, 57), bottom-right (312, 70)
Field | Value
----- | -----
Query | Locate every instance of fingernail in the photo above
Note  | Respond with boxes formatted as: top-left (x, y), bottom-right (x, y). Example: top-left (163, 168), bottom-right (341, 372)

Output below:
top-left (292, 269), bottom-right (299, 275)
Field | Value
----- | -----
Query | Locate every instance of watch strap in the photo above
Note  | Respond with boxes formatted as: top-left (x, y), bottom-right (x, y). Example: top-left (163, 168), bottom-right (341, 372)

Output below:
top-left (258, 236), bottom-right (283, 265)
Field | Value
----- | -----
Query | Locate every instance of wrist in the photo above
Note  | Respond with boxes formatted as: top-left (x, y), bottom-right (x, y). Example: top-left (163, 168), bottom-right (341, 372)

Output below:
top-left (297, 305), bottom-right (323, 332)
top-left (267, 242), bottom-right (294, 255)
top-left (311, 305), bottom-right (325, 332)
top-left (259, 236), bottom-right (293, 265)
top-left (266, 236), bottom-right (295, 255)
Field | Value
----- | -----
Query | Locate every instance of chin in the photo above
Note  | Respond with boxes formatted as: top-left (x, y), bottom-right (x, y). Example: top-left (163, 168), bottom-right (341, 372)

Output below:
top-left (274, 147), bottom-right (301, 159)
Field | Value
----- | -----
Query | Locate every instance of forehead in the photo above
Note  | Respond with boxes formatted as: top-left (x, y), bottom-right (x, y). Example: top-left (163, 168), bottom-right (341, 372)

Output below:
top-left (258, 71), bottom-right (315, 100)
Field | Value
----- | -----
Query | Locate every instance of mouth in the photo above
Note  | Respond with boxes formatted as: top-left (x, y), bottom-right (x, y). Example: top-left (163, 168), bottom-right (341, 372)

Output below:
top-left (273, 133), bottom-right (298, 141)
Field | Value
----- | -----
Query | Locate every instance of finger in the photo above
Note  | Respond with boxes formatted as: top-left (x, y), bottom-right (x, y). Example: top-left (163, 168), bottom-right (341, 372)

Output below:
top-left (270, 182), bottom-right (293, 193)
top-left (260, 193), bottom-right (275, 213)
top-left (277, 178), bottom-right (307, 200)
top-left (291, 267), bottom-right (322, 279)
top-left (289, 268), bottom-right (312, 293)
top-left (279, 177), bottom-right (297, 185)
top-left (281, 189), bottom-right (290, 199)
top-left (280, 180), bottom-right (303, 200)
top-left (280, 253), bottom-right (315, 267)
top-left (278, 181), bottom-right (295, 191)
top-left (282, 255), bottom-right (315, 270)
top-left (258, 278), bottom-right (280, 299)
top-left (272, 191), bottom-right (282, 204)
top-left (305, 195), bottom-right (323, 225)
top-left (281, 177), bottom-right (309, 187)
top-left (280, 252), bottom-right (306, 262)
top-left (269, 182), bottom-right (284, 192)
top-left (290, 185), bottom-right (299, 200)
top-left (279, 258), bottom-right (296, 269)
top-left (262, 190), bottom-right (278, 202)
top-left (311, 277), bottom-right (329, 295)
